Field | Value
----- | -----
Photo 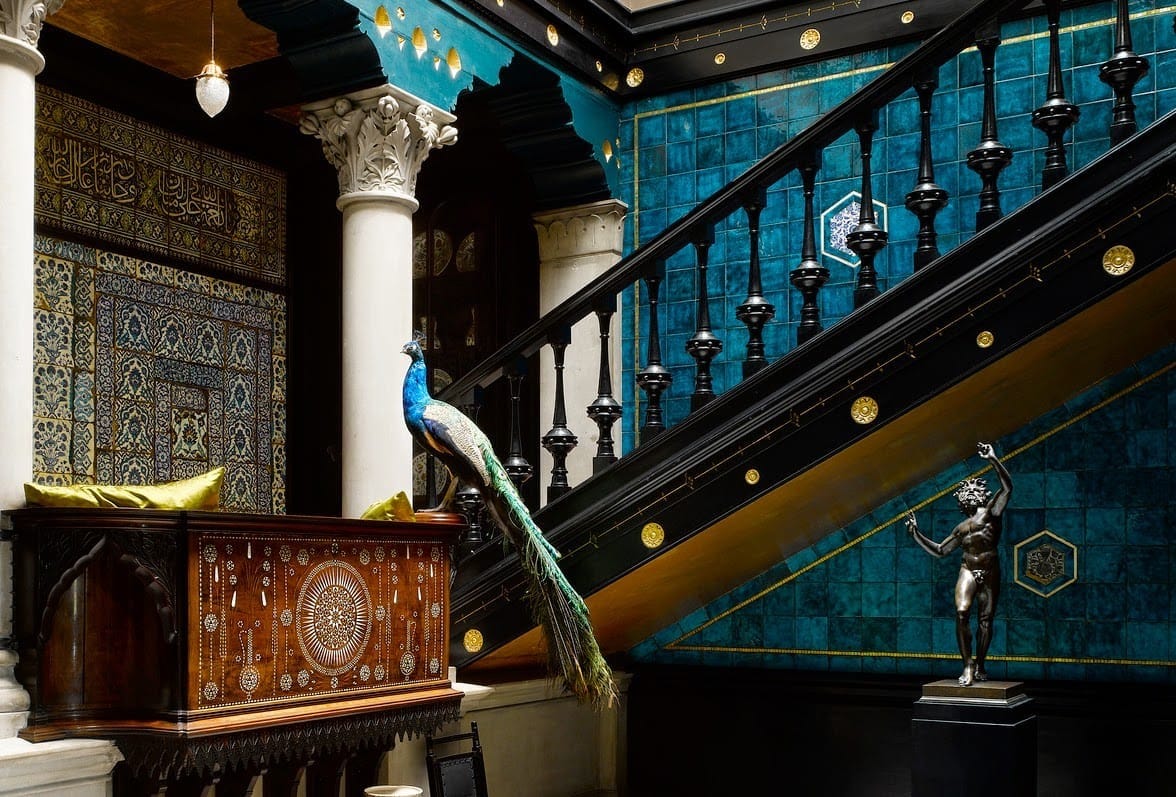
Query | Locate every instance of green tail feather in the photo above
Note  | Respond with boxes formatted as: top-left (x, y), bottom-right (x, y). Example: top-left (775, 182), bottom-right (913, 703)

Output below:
top-left (481, 447), bottom-right (616, 707)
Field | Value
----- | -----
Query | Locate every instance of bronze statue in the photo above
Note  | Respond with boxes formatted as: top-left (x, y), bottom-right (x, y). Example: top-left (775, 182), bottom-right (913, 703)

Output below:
top-left (906, 442), bottom-right (1012, 686)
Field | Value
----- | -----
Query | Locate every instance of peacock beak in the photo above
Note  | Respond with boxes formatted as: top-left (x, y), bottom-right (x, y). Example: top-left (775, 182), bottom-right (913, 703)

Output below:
top-left (400, 342), bottom-right (412, 355)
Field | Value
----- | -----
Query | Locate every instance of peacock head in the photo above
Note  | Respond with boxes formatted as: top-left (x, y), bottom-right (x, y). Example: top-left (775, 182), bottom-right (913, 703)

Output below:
top-left (401, 339), bottom-right (425, 361)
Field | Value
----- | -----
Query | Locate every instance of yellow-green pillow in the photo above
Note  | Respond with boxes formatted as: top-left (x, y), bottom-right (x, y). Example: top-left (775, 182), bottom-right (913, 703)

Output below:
top-left (360, 491), bottom-right (416, 521)
top-left (24, 467), bottom-right (225, 510)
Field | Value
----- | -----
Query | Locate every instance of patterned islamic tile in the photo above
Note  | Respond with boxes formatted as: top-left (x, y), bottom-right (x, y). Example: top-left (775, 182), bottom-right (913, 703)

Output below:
top-left (34, 309), bottom-right (74, 367)
top-left (272, 356), bottom-right (286, 401)
top-left (72, 320), bottom-right (96, 370)
top-left (226, 327), bottom-right (256, 370)
top-left (223, 466), bottom-right (257, 511)
top-left (175, 269), bottom-right (213, 295)
top-left (171, 408), bottom-right (209, 460)
top-left (171, 385), bottom-right (207, 410)
top-left (116, 353), bottom-right (153, 400)
top-left (71, 421), bottom-right (94, 475)
top-left (192, 320), bottom-right (224, 366)
top-left (32, 472), bottom-right (72, 487)
top-left (819, 190), bottom-right (889, 269)
top-left (114, 401), bottom-right (153, 453)
top-left (224, 420), bottom-right (255, 462)
top-left (34, 364), bottom-right (72, 420)
top-left (226, 373), bottom-right (255, 418)
top-left (72, 372), bottom-right (94, 421)
top-left (115, 453), bottom-right (152, 484)
top-left (96, 451), bottom-right (113, 482)
top-left (154, 310), bottom-right (191, 359)
top-left (136, 259), bottom-right (173, 287)
top-left (115, 300), bottom-right (153, 351)
top-left (35, 256), bottom-right (73, 313)
top-left (96, 249), bottom-right (136, 276)
top-left (72, 263), bottom-right (96, 317)
top-left (33, 418), bottom-right (71, 474)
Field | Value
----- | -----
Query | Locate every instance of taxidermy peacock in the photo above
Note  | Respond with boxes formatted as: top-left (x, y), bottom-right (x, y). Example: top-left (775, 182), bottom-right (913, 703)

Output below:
top-left (400, 339), bottom-right (615, 706)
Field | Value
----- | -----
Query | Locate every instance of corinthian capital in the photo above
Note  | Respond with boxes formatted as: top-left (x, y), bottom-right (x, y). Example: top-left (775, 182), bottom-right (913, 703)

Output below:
top-left (0, 0), bottom-right (63, 47)
top-left (301, 84), bottom-right (457, 202)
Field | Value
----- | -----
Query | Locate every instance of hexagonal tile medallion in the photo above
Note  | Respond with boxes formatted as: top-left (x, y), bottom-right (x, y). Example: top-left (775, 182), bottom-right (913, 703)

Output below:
top-left (1013, 529), bottom-right (1078, 598)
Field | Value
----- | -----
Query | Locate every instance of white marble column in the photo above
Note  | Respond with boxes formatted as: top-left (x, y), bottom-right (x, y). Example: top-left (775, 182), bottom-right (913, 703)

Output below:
top-left (0, 0), bottom-right (60, 739)
top-left (302, 86), bottom-right (456, 517)
top-left (533, 200), bottom-right (627, 503)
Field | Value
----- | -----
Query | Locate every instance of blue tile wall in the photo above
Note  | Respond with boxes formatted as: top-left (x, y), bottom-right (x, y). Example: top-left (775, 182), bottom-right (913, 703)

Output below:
top-left (630, 344), bottom-right (1176, 683)
top-left (619, 3), bottom-right (1176, 450)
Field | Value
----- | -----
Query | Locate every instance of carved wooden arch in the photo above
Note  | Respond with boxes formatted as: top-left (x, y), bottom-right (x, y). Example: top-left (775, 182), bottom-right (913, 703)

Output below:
top-left (36, 528), bottom-right (179, 647)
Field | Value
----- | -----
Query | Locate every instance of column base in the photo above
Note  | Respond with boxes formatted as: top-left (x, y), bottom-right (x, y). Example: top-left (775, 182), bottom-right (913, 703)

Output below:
top-left (0, 650), bottom-right (29, 739)
top-left (912, 679), bottom-right (1036, 797)
top-left (0, 737), bottom-right (122, 796)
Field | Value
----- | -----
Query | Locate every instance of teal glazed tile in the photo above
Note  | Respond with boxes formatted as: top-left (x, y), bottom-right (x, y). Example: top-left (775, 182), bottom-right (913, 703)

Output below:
top-left (861, 582), bottom-right (896, 617)
top-left (795, 616), bottom-right (828, 649)
top-left (1126, 621), bottom-right (1169, 660)
top-left (1009, 618), bottom-right (1046, 655)
top-left (828, 582), bottom-right (861, 617)
top-left (828, 616), bottom-right (862, 649)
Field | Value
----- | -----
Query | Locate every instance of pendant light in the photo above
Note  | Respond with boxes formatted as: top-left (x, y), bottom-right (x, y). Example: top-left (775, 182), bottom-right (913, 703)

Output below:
top-left (195, 0), bottom-right (230, 117)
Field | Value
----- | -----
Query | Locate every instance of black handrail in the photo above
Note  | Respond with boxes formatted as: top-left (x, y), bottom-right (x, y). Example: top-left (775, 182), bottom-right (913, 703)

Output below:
top-left (438, 0), bottom-right (1033, 405)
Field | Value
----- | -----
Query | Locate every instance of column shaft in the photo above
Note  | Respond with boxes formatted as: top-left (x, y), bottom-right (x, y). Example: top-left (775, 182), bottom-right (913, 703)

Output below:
top-left (534, 201), bottom-right (626, 501)
top-left (339, 194), bottom-right (417, 517)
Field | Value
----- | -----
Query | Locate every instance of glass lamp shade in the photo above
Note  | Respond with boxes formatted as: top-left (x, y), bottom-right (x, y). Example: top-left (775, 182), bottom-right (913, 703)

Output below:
top-left (196, 62), bottom-right (230, 117)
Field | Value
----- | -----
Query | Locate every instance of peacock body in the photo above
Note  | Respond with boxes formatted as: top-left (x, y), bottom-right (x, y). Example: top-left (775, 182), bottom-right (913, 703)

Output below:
top-left (401, 340), bottom-right (615, 706)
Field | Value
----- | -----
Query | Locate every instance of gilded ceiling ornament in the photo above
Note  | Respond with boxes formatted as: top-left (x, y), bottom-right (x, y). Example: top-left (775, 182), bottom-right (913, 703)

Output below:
top-left (301, 86), bottom-right (457, 200)
top-left (0, 0), bottom-right (64, 48)
top-left (744, 468), bottom-right (760, 485)
top-left (976, 330), bottom-right (995, 348)
top-left (1102, 244), bottom-right (1134, 276)
top-left (626, 68), bottom-right (645, 87)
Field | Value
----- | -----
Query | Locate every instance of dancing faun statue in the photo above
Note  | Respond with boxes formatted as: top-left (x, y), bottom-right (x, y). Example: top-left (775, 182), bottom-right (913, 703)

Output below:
top-left (906, 442), bottom-right (1013, 686)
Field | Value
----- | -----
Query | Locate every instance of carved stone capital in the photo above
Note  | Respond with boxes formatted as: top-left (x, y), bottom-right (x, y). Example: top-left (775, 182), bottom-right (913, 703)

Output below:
top-left (532, 199), bottom-right (628, 263)
top-left (0, 0), bottom-right (63, 48)
top-left (301, 84), bottom-right (457, 205)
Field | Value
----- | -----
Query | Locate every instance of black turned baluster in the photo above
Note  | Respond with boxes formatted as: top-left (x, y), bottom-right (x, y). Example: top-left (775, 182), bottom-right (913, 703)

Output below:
top-left (586, 295), bottom-right (622, 474)
top-left (636, 263), bottom-right (672, 441)
top-left (455, 391), bottom-right (487, 550)
top-left (1032, 0), bottom-right (1081, 190)
top-left (503, 359), bottom-right (533, 489)
top-left (847, 113), bottom-right (888, 309)
top-left (790, 155), bottom-right (829, 344)
top-left (455, 482), bottom-right (487, 551)
top-left (685, 226), bottom-right (722, 411)
top-left (735, 189), bottom-right (775, 378)
top-left (541, 325), bottom-right (577, 500)
top-left (906, 71), bottom-right (950, 270)
top-left (1100, 0), bottom-right (1150, 145)
top-left (966, 19), bottom-right (1013, 231)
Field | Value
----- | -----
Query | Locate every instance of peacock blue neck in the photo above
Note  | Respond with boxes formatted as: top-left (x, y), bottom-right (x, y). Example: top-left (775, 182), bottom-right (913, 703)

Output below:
top-left (403, 355), bottom-right (431, 412)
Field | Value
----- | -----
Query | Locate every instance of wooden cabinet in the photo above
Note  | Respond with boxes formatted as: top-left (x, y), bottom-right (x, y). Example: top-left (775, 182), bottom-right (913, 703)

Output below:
top-left (7, 508), bottom-right (466, 792)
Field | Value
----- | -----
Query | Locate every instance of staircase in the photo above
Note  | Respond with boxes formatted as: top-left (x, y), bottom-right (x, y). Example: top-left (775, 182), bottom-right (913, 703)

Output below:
top-left (437, 0), bottom-right (1176, 674)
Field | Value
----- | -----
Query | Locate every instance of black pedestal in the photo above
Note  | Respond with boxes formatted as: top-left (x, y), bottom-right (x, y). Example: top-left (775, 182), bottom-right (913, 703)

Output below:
top-left (912, 680), bottom-right (1037, 797)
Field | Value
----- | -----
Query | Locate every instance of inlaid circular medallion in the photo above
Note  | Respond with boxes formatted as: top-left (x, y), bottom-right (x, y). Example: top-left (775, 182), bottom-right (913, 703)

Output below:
top-left (850, 396), bottom-right (879, 424)
top-left (626, 68), bottom-right (645, 87)
top-left (901, 10), bottom-right (915, 23)
top-left (976, 330), bottom-right (995, 349)
top-left (295, 560), bottom-right (373, 676)
top-left (1102, 244), bottom-right (1134, 276)
top-left (240, 665), bottom-right (260, 693)
top-left (641, 522), bottom-right (665, 549)
top-left (799, 28), bottom-right (821, 50)
top-left (400, 652), bottom-right (417, 677)
top-left (744, 468), bottom-right (761, 485)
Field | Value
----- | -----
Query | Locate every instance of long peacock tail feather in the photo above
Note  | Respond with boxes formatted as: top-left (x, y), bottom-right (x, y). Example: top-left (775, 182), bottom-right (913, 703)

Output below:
top-left (479, 443), bottom-right (616, 707)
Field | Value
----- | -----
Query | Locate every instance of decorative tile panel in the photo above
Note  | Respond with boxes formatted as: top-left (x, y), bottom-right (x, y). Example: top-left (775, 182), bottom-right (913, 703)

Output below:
top-left (1014, 529), bottom-right (1078, 597)
top-left (35, 86), bottom-right (286, 287)
top-left (33, 234), bottom-right (286, 512)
